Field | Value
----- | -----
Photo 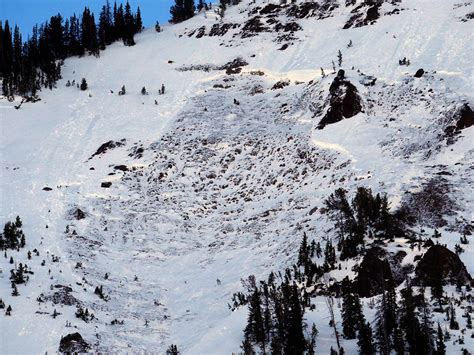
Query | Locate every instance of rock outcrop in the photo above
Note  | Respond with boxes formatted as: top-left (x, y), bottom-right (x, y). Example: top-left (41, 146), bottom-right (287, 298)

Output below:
top-left (317, 70), bottom-right (362, 129)
top-left (415, 245), bottom-right (472, 286)
top-left (59, 333), bottom-right (90, 353)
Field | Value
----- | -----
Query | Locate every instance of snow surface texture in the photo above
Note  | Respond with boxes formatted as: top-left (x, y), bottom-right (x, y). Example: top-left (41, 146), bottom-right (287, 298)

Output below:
top-left (1, 0), bottom-right (473, 353)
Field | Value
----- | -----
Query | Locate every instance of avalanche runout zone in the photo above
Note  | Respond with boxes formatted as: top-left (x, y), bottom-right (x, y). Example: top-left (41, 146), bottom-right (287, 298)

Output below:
top-left (67, 73), bottom-right (338, 350)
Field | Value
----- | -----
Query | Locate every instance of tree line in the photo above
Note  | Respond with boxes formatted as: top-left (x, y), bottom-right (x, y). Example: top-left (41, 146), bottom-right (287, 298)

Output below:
top-left (0, 1), bottom-right (142, 98)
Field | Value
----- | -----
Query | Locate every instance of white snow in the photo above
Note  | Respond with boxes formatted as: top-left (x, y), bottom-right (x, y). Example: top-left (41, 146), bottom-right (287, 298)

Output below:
top-left (1, 0), bottom-right (473, 353)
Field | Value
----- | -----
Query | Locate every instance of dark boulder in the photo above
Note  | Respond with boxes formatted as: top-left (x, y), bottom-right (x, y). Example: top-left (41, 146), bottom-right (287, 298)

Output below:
top-left (353, 249), bottom-right (394, 297)
top-left (414, 68), bottom-right (424, 78)
top-left (89, 139), bottom-right (126, 160)
top-left (42, 187), bottom-right (52, 191)
top-left (365, 5), bottom-right (379, 22)
top-left (114, 165), bottom-right (128, 172)
top-left (415, 245), bottom-right (472, 286)
top-left (101, 182), bottom-right (112, 188)
top-left (220, 57), bottom-right (248, 75)
top-left (259, 3), bottom-right (281, 15)
top-left (59, 333), bottom-right (90, 353)
top-left (455, 103), bottom-right (474, 130)
top-left (72, 208), bottom-right (86, 220)
top-left (317, 73), bottom-right (362, 129)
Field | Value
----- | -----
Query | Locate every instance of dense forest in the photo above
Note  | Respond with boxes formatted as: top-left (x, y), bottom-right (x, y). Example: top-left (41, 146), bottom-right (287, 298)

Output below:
top-left (0, 0), bottom-right (143, 98)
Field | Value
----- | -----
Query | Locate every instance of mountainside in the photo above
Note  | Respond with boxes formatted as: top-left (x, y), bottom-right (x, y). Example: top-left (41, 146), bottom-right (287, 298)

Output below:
top-left (1, 0), bottom-right (473, 353)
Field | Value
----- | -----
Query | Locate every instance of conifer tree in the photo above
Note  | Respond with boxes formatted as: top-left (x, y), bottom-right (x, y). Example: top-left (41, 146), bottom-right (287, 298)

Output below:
top-left (342, 285), bottom-right (364, 339)
top-left (245, 287), bottom-right (266, 352)
top-left (285, 284), bottom-right (305, 355)
top-left (135, 6), bottom-right (143, 33)
top-left (170, 0), bottom-right (195, 23)
top-left (123, 1), bottom-right (136, 46)
top-left (358, 322), bottom-right (375, 355)
top-left (197, 0), bottom-right (205, 12)
top-left (435, 322), bottom-right (446, 355)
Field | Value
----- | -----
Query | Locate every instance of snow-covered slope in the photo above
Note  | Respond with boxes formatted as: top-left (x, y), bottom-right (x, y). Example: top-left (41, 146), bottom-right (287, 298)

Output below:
top-left (1, 0), bottom-right (473, 353)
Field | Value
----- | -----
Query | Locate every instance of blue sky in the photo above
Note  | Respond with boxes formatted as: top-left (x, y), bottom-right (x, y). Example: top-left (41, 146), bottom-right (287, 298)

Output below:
top-left (1, 0), bottom-right (175, 36)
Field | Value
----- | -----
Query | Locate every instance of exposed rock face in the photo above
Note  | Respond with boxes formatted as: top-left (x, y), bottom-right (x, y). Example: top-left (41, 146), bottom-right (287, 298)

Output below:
top-left (59, 333), bottom-right (90, 353)
top-left (353, 249), bottom-right (394, 297)
top-left (89, 139), bottom-right (126, 160)
top-left (414, 68), bottom-right (425, 78)
top-left (455, 103), bottom-right (474, 130)
top-left (317, 71), bottom-right (362, 129)
top-left (72, 208), bottom-right (86, 220)
top-left (365, 5), bottom-right (380, 22)
top-left (415, 245), bottom-right (472, 286)
top-left (38, 285), bottom-right (80, 306)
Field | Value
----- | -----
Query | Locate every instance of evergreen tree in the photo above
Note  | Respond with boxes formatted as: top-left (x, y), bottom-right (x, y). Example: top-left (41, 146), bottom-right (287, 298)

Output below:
top-left (341, 289), bottom-right (364, 339)
top-left (357, 321), bottom-right (375, 355)
top-left (297, 232), bottom-right (309, 267)
top-left (435, 322), bottom-right (446, 355)
top-left (285, 284), bottom-right (305, 355)
top-left (184, 0), bottom-right (196, 21)
top-left (81, 7), bottom-right (99, 55)
top-left (170, 0), bottom-right (195, 23)
top-left (166, 344), bottom-right (179, 355)
top-left (114, 3), bottom-right (125, 41)
top-left (245, 287), bottom-right (266, 352)
top-left (241, 334), bottom-right (255, 354)
top-left (98, 3), bottom-right (114, 50)
top-left (197, 0), bottom-right (205, 12)
top-left (123, 1), bottom-right (136, 46)
top-left (135, 6), bottom-right (143, 33)
top-left (418, 288), bottom-right (434, 353)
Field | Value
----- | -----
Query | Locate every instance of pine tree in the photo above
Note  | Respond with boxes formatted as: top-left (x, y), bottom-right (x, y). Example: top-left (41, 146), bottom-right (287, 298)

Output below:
top-left (135, 6), bottom-right (143, 33)
top-left (358, 322), bottom-right (375, 355)
top-left (448, 302), bottom-right (459, 330)
top-left (197, 0), bottom-right (205, 12)
top-left (245, 287), bottom-right (266, 352)
top-left (337, 50), bottom-right (342, 67)
top-left (184, 0), bottom-right (196, 20)
top-left (170, 0), bottom-right (186, 23)
top-left (285, 284), bottom-right (305, 355)
top-left (123, 1), bottom-right (136, 46)
top-left (114, 3), bottom-right (125, 41)
top-left (393, 323), bottom-right (404, 355)
top-left (166, 344), bottom-right (179, 355)
top-left (81, 7), bottom-right (99, 56)
top-left (435, 322), bottom-right (446, 355)
top-left (418, 288), bottom-right (434, 354)
top-left (342, 288), bottom-right (364, 339)
top-left (297, 233), bottom-right (309, 267)
top-left (241, 334), bottom-right (255, 355)
top-left (170, 0), bottom-right (195, 23)
top-left (98, 4), bottom-right (113, 50)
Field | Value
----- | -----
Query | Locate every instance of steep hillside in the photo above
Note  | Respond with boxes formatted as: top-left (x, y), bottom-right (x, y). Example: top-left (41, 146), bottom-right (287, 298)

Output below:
top-left (1, 0), bottom-right (473, 353)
